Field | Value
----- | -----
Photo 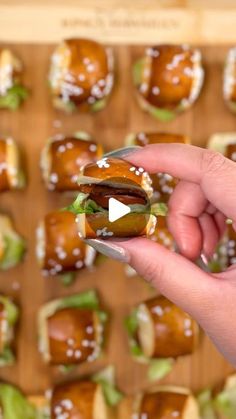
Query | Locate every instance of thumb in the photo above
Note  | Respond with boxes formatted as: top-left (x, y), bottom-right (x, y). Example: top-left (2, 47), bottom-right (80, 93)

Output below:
top-left (117, 237), bottom-right (217, 322)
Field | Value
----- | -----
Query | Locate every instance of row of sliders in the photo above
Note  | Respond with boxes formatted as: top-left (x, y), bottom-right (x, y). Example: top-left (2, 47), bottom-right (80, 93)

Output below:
top-left (2, 40), bottom-right (236, 119)
top-left (0, 132), bottom-right (186, 202)
top-left (0, 290), bottom-right (198, 378)
top-left (1, 372), bottom-right (236, 418)
top-left (2, 131), bottom-right (236, 275)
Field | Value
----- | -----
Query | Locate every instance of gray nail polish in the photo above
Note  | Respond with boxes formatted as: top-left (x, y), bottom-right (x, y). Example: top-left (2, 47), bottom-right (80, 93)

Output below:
top-left (198, 254), bottom-right (211, 272)
top-left (104, 146), bottom-right (141, 158)
top-left (85, 239), bottom-right (130, 263)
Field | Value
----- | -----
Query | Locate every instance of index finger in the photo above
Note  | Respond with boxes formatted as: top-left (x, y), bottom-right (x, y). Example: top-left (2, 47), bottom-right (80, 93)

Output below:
top-left (125, 143), bottom-right (236, 221)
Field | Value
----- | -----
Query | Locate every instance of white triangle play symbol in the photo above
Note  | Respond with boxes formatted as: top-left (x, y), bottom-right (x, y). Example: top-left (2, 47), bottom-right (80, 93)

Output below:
top-left (108, 197), bottom-right (131, 223)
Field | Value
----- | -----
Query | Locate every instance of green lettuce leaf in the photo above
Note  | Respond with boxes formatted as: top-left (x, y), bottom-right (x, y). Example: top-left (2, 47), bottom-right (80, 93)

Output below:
top-left (215, 385), bottom-right (236, 418)
top-left (0, 296), bottom-right (19, 325)
top-left (151, 203), bottom-right (168, 217)
top-left (0, 84), bottom-right (28, 110)
top-left (91, 98), bottom-right (107, 112)
top-left (98, 310), bottom-right (108, 324)
top-left (59, 290), bottom-right (100, 311)
top-left (147, 358), bottom-right (174, 382)
top-left (125, 309), bottom-right (146, 359)
top-left (133, 59), bottom-right (145, 86)
top-left (0, 234), bottom-right (26, 270)
top-left (125, 309), bottom-right (139, 336)
top-left (66, 193), bottom-right (105, 215)
top-left (0, 348), bottom-right (15, 367)
top-left (198, 389), bottom-right (217, 419)
top-left (92, 366), bottom-right (123, 407)
top-left (149, 105), bottom-right (176, 122)
top-left (59, 272), bottom-right (76, 287)
top-left (0, 383), bottom-right (36, 419)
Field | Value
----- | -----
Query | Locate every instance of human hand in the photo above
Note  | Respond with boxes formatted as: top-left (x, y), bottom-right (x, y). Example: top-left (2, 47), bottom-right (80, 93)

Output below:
top-left (86, 144), bottom-right (236, 366)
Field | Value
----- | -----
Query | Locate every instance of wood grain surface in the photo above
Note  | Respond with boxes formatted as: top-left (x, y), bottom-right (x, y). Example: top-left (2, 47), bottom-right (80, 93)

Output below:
top-left (0, 43), bottom-right (235, 416)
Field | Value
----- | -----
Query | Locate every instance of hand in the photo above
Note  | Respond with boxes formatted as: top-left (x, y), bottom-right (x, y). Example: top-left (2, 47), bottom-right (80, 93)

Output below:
top-left (87, 144), bottom-right (236, 366)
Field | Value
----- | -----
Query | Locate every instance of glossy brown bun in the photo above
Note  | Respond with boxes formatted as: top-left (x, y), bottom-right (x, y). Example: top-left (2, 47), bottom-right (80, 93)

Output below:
top-left (225, 143), bottom-right (236, 161)
top-left (223, 48), bottom-right (236, 112)
top-left (127, 132), bottom-right (189, 147)
top-left (51, 380), bottom-right (108, 419)
top-left (126, 132), bottom-right (189, 202)
top-left (0, 138), bottom-right (25, 192)
top-left (41, 133), bottom-right (103, 192)
top-left (134, 44), bottom-right (204, 119)
top-left (135, 386), bottom-right (199, 419)
top-left (136, 295), bottom-right (199, 358)
top-left (36, 210), bottom-right (96, 276)
top-left (77, 212), bottom-right (156, 240)
top-left (49, 38), bottom-right (114, 113)
top-left (78, 157), bottom-right (153, 204)
top-left (47, 307), bottom-right (101, 365)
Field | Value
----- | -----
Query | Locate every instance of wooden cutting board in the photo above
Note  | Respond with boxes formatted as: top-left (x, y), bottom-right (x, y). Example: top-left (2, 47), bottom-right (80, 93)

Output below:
top-left (0, 2), bottom-right (235, 416)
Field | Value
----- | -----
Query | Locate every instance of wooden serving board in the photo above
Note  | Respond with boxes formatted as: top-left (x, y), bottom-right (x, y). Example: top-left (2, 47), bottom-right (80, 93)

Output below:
top-left (0, 33), bottom-right (235, 418)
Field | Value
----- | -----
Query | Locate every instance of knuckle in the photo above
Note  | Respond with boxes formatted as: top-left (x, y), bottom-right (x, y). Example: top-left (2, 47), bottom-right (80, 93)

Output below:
top-left (201, 149), bottom-right (227, 175)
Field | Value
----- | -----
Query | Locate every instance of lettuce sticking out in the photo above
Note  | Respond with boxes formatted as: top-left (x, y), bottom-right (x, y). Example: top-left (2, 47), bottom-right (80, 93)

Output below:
top-left (0, 383), bottom-right (36, 419)
top-left (148, 358), bottom-right (174, 382)
top-left (0, 233), bottom-right (26, 271)
top-left (66, 193), bottom-right (105, 215)
top-left (197, 389), bottom-right (217, 419)
top-left (215, 375), bottom-right (236, 419)
top-left (67, 192), bottom-right (168, 217)
top-left (0, 296), bottom-right (19, 366)
top-left (0, 85), bottom-right (28, 110)
top-left (59, 272), bottom-right (76, 287)
top-left (92, 366), bottom-right (123, 407)
top-left (58, 289), bottom-right (100, 311)
top-left (125, 309), bottom-right (173, 381)
top-left (0, 348), bottom-right (15, 367)
top-left (0, 296), bottom-right (19, 326)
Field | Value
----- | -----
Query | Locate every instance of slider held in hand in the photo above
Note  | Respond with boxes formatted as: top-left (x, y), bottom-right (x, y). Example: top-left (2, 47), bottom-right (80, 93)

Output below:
top-left (67, 157), bottom-right (167, 239)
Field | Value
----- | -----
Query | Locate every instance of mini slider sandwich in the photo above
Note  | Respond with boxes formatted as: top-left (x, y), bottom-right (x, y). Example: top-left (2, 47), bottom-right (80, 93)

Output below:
top-left (36, 210), bottom-right (96, 282)
top-left (126, 132), bottom-right (189, 202)
top-left (30, 366), bottom-right (122, 418)
top-left (0, 48), bottom-right (28, 110)
top-left (49, 38), bottom-right (114, 113)
top-left (68, 157), bottom-right (166, 239)
top-left (0, 137), bottom-right (26, 192)
top-left (0, 214), bottom-right (26, 270)
top-left (223, 48), bottom-right (236, 113)
top-left (133, 44), bottom-right (204, 121)
top-left (133, 386), bottom-right (200, 419)
top-left (0, 383), bottom-right (36, 419)
top-left (38, 290), bottom-right (107, 367)
top-left (0, 296), bottom-right (19, 366)
top-left (126, 295), bottom-right (199, 381)
top-left (40, 132), bottom-right (103, 192)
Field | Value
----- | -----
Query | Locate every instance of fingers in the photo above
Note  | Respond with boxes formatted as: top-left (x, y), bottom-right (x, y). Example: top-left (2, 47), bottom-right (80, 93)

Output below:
top-left (116, 237), bottom-right (217, 322)
top-left (199, 213), bottom-right (219, 259)
top-left (168, 181), bottom-right (206, 259)
top-left (125, 144), bottom-right (236, 220)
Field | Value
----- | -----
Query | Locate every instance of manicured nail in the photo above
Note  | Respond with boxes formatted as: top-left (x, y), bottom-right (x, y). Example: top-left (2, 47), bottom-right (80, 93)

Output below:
top-left (198, 253), bottom-right (211, 272)
top-left (84, 239), bottom-right (130, 263)
top-left (104, 146), bottom-right (141, 158)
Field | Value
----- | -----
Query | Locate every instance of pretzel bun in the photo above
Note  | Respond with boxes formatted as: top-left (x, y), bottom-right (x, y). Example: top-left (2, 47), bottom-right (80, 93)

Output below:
top-left (49, 38), bottom-right (114, 113)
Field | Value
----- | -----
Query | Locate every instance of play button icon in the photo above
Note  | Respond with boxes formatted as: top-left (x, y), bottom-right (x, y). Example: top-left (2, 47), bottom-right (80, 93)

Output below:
top-left (108, 197), bottom-right (131, 223)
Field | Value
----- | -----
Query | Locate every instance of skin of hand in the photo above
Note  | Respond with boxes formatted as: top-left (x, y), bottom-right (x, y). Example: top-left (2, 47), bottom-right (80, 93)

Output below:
top-left (86, 144), bottom-right (236, 366)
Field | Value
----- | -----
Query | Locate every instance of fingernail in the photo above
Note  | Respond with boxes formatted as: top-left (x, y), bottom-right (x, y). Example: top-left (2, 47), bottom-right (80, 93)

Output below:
top-left (104, 146), bottom-right (142, 158)
top-left (200, 253), bottom-right (209, 265)
top-left (84, 239), bottom-right (130, 263)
